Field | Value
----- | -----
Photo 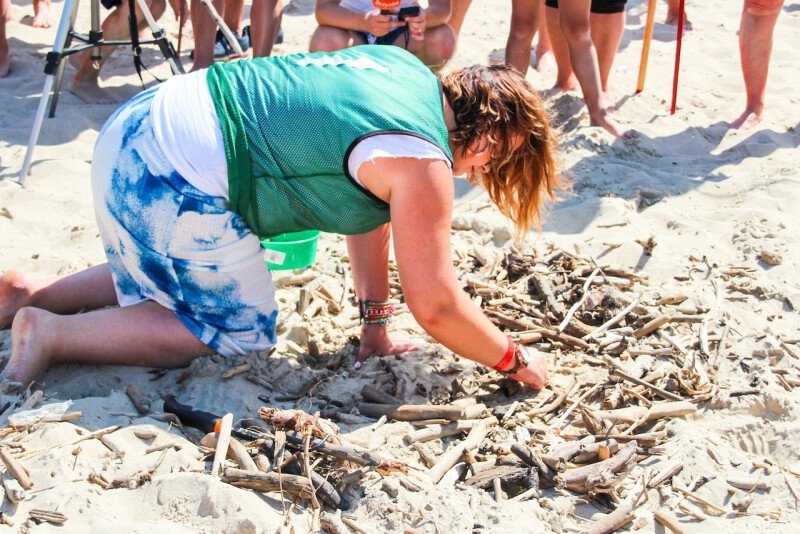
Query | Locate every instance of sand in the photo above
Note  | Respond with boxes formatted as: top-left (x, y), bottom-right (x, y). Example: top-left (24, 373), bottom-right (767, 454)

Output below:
top-left (0, 0), bottom-right (799, 532)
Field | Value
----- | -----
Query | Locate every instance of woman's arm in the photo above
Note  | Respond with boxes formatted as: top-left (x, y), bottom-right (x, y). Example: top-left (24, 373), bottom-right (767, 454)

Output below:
top-left (360, 157), bottom-right (547, 387)
top-left (346, 225), bottom-right (424, 367)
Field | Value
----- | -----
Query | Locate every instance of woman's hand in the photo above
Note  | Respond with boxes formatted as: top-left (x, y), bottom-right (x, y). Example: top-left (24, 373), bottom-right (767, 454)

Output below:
top-left (509, 347), bottom-right (548, 389)
top-left (355, 324), bottom-right (425, 369)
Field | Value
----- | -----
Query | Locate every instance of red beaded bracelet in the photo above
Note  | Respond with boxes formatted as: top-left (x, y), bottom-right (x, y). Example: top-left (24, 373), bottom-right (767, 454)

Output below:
top-left (492, 337), bottom-right (516, 372)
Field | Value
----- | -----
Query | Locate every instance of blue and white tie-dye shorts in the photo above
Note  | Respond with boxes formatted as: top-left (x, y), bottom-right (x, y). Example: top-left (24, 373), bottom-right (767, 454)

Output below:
top-left (91, 87), bottom-right (278, 357)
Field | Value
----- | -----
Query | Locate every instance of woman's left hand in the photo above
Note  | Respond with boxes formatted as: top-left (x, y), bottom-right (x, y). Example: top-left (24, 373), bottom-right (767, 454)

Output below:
top-left (355, 324), bottom-right (425, 369)
top-left (404, 10), bottom-right (427, 41)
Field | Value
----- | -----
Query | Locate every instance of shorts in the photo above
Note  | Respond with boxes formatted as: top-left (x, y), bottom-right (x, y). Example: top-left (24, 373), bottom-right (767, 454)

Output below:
top-left (544, 0), bottom-right (627, 14)
top-left (354, 25), bottom-right (410, 47)
top-left (91, 88), bottom-right (278, 357)
top-left (101, 0), bottom-right (122, 10)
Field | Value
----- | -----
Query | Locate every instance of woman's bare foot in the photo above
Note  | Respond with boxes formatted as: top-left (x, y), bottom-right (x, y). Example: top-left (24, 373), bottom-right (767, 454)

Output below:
top-left (535, 50), bottom-right (556, 73)
top-left (32, 0), bottom-right (52, 28)
top-left (730, 108), bottom-right (762, 130)
top-left (0, 270), bottom-right (34, 330)
top-left (665, 12), bottom-right (693, 31)
top-left (543, 76), bottom-right (579, 99)
top-left (590, 110), bottom-right (636, 139)
top-left (3, 307), bottom-right (54, 386)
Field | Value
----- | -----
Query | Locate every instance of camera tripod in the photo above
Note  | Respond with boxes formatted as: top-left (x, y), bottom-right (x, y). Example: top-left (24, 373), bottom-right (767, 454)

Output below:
top-left (17, 0), bottom-right (184, 184)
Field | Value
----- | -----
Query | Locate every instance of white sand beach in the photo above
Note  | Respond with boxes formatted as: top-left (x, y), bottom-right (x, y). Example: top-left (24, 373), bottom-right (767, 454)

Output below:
top-left (0, 0), bottom-right (799, 532)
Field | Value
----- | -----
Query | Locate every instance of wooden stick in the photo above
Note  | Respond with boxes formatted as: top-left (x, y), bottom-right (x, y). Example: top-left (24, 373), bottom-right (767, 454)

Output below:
top-left (29, 509), bottom-right (67, 525)
top-left (404, 419), bottom-right (482, 444)
top-left (222, 468), bottom-right (315, 499)
top-left (211, 413), bottom-right (233, 477)
top-left (558, 267), bottom-right (601, 332)
top-left (557, 443), bottom-right (637, 493)
top-left (593, 401), bottom-right (696, 423)
top-left (360, 384), bottom-right (402, 404)
top-left (126, 384), bottom-right (151, 414)
top-left (528, 377), bottom-right (578, 416)
top-left (610, 367), bottom-right (683, 402)
top-left (586, 480), bottom-right (645, 534)
top-left (654, 508), bottom-right (687, 534)
top-left (429, 419), bottom-right (495, 484)
top-left (551, 383), bottom-right (602, 429)
top-left (0, 447), bottom-right (33, 489)
top-left (648, 458), bottom-right (684, 488)
top-left (510, 443), bottom-right (557, 484)
top-left (357, 403), bottom-right (485, 422)
top-left (633, 315), bottom-right (672, 338)
top-left (201, 433), bottom-right (258, 471)
top-left (533, 275), bottom-right (566, 318)
top-left (583, 297), bottom-right (641, 341)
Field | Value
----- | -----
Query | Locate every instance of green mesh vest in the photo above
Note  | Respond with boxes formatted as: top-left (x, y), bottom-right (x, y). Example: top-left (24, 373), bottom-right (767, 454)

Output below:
top-left (206, 45), bottom-right (453, 238)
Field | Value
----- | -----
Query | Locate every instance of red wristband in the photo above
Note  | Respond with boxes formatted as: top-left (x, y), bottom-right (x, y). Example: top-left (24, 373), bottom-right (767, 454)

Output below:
top-left (492, 337), bottom-right (516, 371)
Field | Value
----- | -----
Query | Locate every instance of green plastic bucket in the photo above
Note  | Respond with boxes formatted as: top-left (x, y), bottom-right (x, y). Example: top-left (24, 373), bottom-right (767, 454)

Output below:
top-left (261, 230), bottom-right (320, 270)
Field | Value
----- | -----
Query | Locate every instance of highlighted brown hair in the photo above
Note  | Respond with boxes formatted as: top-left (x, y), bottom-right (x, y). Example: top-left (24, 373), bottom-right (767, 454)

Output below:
top-left (440, 65), bottom-right (563, 236)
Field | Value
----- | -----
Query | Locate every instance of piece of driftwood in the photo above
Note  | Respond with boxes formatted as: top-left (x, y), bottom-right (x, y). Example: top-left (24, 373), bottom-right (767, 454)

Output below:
top-left (610, 368), bottom-right (683, 402)
top-left (648, 459), bottom-right (683, 488)
top-left (222, 363), bottom-right (252, 379)
top-left (572, 440), bottom-right (619, 464)
top-left (726, 476), bottom-right (770, 491)
top-left (360, 384), bottom-right (402, 405)
top-left (211, 413), bottom-right (234, 477)
top-left (404, 420), bottom-right (482, 444)
top-left (357, 403), bottom-right (486, 422)
top-left (532, 275), bottom-right (566, 318)
top-left (583, 297), bottom-right (641, 341)
top-left (510, 444), bottom-right (557, 484)
top-left (429, 418), bottom-right (495, 484)
top-left (201, 433), bottom-right (258, 471)
top-left (593, 401), bottom-right (697, 423)
top-left (633, 315), bottom-right (672, 338)
top-left (125, 384), bottom-right (151, 414)
top-left (320, 513), bottom-right (348, 534)
top-left (585, 480), bottom-right (645, 534)
top-left (528, 377), bottom-right (578, 416)
top-left (29, 509), bottom-right (67, 525)
top-left (0, 447), bottom-right (33, 489)
top-left (411, 442), bottom-right (437, 468)
top-left (654, 508), bottom-right (687, 534)
top-left (463, 460), bottom-right (537, 493)
top-left (542, 436), bottom-right (596, 470)
top-left (222, 468), bottom-right (315, 499)
top-left (556, 443), bottom-right (637, 493)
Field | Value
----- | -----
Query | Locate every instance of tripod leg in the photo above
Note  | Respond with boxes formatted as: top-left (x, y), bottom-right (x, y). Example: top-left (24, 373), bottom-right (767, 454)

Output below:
top-left (18, 0), bottom-right (81, 184)
top-left (134, 0), bottom-right (185, 75)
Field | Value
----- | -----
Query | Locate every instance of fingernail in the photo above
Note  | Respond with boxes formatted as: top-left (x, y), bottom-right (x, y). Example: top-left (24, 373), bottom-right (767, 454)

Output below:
top-left (353, 361), bottom-right (362, 370)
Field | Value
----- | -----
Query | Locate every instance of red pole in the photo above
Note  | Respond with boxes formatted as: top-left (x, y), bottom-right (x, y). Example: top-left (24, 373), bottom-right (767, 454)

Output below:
top-left (670, 0), bottom-right (686, 114)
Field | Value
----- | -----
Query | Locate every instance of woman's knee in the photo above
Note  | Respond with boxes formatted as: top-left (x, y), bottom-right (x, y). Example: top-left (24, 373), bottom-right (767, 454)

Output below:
top-left (309, 26), bottom-right (352, 52)
top-left (745, 0), bottom-right (783, 16)
top-left (559, 13), bottom-right (591, 42)
top-left (423, 25), bottom-right (457, 63)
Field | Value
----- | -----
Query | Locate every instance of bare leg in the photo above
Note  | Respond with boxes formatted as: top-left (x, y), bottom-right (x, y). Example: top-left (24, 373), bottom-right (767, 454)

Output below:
top-left (223, 0), bottom-right (244, 36)
top-left (0, 265), bottom-right (118, 329)
top-left (558, 0), bottom-right (632, 138)
top-left (32, 0), bottom-right (52, 27)
top-left (405, 23), bottom-right (456, 70)
top-left (0, 0), bottom-right (9, 77)
top-left (191, 0), bottom-right (224, 69)
top-left (309, 26), bottom-right (362, 53)
top-left (250, 0), bottom-right (282, 57)
top-left (731, 0), bottom-right (783, 130)
top-left (544, 4), bottom-right (577, 94)
top-left (4, 302), bottom-right (213, 386)
top-left (590, 10), bottom-right (624, 94)
top-left (69, 0), bottom-right (166, 101)
top-left (506, 0), bottom-right (540, 75)
top-left (665, 0), bottom-right (691, 30)
top-left (448, 0), bottom-right (472, 36)
top-left (534, 0), bottom-right (555, 72)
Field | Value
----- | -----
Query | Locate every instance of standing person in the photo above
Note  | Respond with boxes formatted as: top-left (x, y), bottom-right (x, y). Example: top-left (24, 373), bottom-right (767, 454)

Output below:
top-left (68, 0), bottom-right (167, 101)
top-left (544, 0), bottom-right (632, 138)
top-left (310, 0), bottom-right (457, 69)
top-left (730, 0), bottom-right (784, 129)
top-left (505, 0), bottom-right (555, 75)
top-left (0, 46), bottom-right (556, 389)
top-left (1, 0), bottom-right (9, 77)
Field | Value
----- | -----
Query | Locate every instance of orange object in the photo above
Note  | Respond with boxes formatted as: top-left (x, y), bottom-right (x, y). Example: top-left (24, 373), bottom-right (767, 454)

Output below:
top-left (636, 0), bottom-right (657, 94)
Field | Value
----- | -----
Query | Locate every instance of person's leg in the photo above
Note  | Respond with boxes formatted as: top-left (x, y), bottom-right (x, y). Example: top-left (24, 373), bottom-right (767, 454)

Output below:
top-left (665, 0), bottom-right (691, 30)
top-left (309, 25), bottom-right (361, 52)
top-left (506, 0), bottom-right (540, 75)
top-left (589, 9), bottom-right (624, 94)
top-left (32, 0), bottom-right (52, 28)
top-left (558, 0), bottom-right (631, 137)
top-left (534, 0), bottom-right (555, 72)
top-left (731, 0), bottom-right (783, 129)
top-left (544, 2), bottom-right (578, 93)
top-left (448, 0), bottom-right (472, 36)
top-left (191, 0), bottom-right (225, 69)
top-left (0, 265), bottom-right (118, 330)
top-left (0, 0), bottom-right (9, 77)
top-left (405, 23), bottom-right (456, 69)
top-left (222, 0), bottom-right (244, 36)
top-left (4, 302), bottom-right (213, 386)
top-left (250, 0), bottom-right (282, 57)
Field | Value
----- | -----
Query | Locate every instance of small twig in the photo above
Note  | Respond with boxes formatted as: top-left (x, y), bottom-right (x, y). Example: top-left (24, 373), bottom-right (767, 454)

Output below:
top-left (583, 296), bottom-right (641, 341)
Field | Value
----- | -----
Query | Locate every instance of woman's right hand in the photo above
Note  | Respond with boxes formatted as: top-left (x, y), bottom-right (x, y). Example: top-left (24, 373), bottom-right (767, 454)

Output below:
top-left (509, 347), bottom-right (548, 389)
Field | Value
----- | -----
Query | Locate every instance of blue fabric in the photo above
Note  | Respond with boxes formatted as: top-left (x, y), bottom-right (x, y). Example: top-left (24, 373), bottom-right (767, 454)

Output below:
top-left (91, 88), bottom-right (278, 357)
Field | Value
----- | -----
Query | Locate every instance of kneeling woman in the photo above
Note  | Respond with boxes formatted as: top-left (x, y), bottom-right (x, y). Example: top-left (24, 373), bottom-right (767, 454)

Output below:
top-left (0, 45), bottom-right (559, 388)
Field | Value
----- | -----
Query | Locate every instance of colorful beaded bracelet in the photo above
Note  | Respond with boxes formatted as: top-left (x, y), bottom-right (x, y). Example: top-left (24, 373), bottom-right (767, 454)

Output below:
top-left (359, 299), bottom-right (396, 325)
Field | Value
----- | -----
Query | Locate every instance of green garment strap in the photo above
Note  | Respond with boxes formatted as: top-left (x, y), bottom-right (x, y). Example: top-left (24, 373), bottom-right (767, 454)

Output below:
top-left (206, 63), bottom-right (251, 217)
